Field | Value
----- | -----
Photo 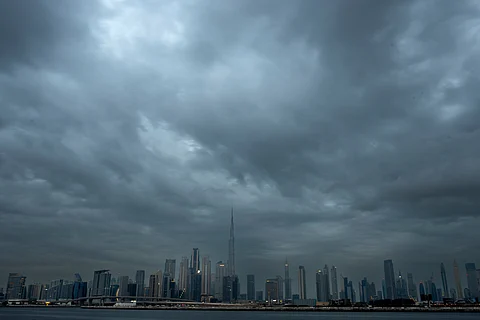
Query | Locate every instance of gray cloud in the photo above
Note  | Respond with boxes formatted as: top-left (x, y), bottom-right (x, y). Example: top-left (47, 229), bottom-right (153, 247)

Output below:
top-left (1, 0), bottom-right (479, 297)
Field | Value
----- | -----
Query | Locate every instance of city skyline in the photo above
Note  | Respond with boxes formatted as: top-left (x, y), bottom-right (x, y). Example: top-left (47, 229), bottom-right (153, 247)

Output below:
top-left (1, 210), bottom-right (479, 299)
top-left (1, 0), bottom-right (480, 302)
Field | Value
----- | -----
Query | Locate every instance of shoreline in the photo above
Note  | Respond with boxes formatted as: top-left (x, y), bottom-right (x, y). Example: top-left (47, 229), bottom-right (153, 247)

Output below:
top-left (3, 305), bottom-right (480, 313)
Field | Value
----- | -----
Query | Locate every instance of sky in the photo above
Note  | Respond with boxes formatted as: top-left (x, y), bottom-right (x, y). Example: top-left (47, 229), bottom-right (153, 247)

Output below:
top-left (1, 0), bottom-right (480, 297)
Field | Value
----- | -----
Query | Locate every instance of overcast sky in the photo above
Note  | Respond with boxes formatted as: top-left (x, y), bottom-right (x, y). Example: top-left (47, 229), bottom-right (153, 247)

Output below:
top-left (1, 0), bottom-right (480, 297)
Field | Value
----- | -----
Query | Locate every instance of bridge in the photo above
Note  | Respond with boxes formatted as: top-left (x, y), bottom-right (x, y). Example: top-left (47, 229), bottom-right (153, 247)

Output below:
top-left (5, 296), bottom-right (196, 306)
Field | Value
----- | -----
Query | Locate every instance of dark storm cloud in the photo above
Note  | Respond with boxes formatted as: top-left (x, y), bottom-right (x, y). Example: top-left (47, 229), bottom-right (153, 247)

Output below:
top-left (1, 0), bottom-right (479, 296)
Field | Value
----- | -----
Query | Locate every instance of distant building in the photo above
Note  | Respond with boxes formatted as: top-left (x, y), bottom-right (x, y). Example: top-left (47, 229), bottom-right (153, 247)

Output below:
top-left (247, 274), bottom-right (255, 301)
top-left (407, 273), bottom-right (417, 300)
top-left (255, 290), bottom-right (263, 302)
top-left (201, 256), bottom-right (211, 296)
top-left (316, 270), bottom-right (325, 302)
top-left (276, 275), bottom-right (284, 301)
top-left (440, 263), bottom-right (449, 298)
top-left (192, 270), bottom-right (202, 301)
top-left (395, 271), bottom-right (408, 299)
top-left (27, 283), bottom-right (42, 300)
top-left (92, 270), bottom-right (111, 296)
top-left (331, 266), bottom-right (338, 300)
top-left (298, 266), bottom-right (306, 299)
top-left (124, 283), bottom-right (135, 296)
top-left (164, 259), bottom-right (176, 279)
top-left (453, 260), bottom-right (463, 299)
top-left (384, 260), bottom-right (396, 299)
top-left (465, 263), bottom-right (479, 299)
top-left (215, 261), bottom-right (226, 300)
top-left (227, 208), bottom-right (236, 277)
top-left (135, 270), bottom-right (145, 297)
top-left (265, 278), bottom-right (279, 303)
top-left (5, 273), bottom-right (26, 300)
top-left (118, 276), bottom-right (129, 296)
top-left (73, 281), bottom-right (87, 299)
top-left (284, 259), bottom-right (292, 300)
top-left (191, 248), bottom-right (200, 272)
top-left (178, 257), bottom-right (189, 298)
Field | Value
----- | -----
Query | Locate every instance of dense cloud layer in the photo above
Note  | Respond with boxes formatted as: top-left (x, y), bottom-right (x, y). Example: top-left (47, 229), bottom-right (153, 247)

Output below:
top-left (1, 0), bottom-right (479, 296)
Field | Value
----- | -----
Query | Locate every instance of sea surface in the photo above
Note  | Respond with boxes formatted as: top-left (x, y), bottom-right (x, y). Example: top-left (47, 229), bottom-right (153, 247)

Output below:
top-left (0, 308), bottom-right (479, 320)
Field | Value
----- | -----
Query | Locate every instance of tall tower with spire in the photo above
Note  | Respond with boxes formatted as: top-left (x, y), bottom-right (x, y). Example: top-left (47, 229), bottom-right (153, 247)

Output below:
top-left (284, 258), bottom-right (292, 300)
top-left (227, 208), bottom-right (235, 277)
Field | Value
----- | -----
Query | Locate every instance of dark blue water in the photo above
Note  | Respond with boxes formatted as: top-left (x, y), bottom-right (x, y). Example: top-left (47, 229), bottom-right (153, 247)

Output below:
top-left (0, 308), bottom-right (478, 320)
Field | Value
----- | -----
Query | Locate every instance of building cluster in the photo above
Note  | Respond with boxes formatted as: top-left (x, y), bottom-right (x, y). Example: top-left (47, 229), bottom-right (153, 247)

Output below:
top-left (2, 210), bottom-right (480, 306)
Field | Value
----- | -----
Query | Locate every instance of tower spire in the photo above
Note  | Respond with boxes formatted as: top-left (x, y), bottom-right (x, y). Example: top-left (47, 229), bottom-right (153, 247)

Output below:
top-left (228, 207), bottom-right (235, 276)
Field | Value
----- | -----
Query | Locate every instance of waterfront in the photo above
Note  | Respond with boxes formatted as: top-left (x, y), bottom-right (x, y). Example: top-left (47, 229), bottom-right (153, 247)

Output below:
top-left (1, 308), bottom-right (480, 320)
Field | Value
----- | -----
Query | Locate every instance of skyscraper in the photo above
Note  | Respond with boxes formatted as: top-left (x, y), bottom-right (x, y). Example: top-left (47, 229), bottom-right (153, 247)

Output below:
top-left (178, 256), bottom-right (189, 297)
top-left (384, 260), bottom-right (396, 300)
top-left (276, 275), bottom-right (284, 301)
top-left (395, 271), bottom-right (408, 299)
top-left (298, 265), bottom-right (306, 299)
top-left (465, 263), bottom-right (479, 299)
top-left (227, 208), bottom-right (235, 277)
top-left (215, 261), bottom-right (226, 300)
top-left (247, 274), bottom-right (255, 301)
top-left (118, 276), bottom-right (129, 296)
top-left (453, 260), bottom-right (463, 299)
top-left (164, 259), bottom-right (176, 279)
top-left (92, 270), bottom-right (111, 296)
top-left (323, 264), bottom-right (330, 300)
top-left (135, 270), bottom-right (145, 297)
top-left (331, 265), bottom-right (338, 299)
top-left (316, 269), bottom-right (325, 301)
top-left (440, 263), bottom-right (449, 298)
top-left (201, 256), bottom-right (211, 296)
top-left (5, 273), bottom-right (26, 300)
top-left (407, 273), bottom-right (417, 300)
top-left (265, 278), bottom-right (279, 303)
top-left (191, 248), bottom-right (200, 272)
top-left (284, 259), bottom-right (291, 300)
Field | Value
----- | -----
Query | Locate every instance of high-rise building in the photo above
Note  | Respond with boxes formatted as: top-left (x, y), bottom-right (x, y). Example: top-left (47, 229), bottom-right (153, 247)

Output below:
top-left (27, 283), bottom-right (42, 300)
top-left (165, 259), bottom-right (176, 279)
top-left (92, 270), bottom-right (111, 296)
top-left (316, 269), bottom-right (325, 301)
top-left (384, 260), bottom-right (396, 300)
top-left (439, 263), bottom-right (449, 298)
top-left (247, 274), bottom-right (255, 301)
top-left (256, 290), bottom-right (263, 301)
top-left (127, 283), bottom-right (137, 296)
top-left (298, 266), bottom-right (306, 299)
top-left (395, 271), bottom-right (408, 299)
top-left (215, 261), bottom-right (226, 300)
top-left (191, 248), bottom-right (200, 272)
top-left (178, 256), bottom-right (189, 297)
top-left (465, 263), bottom-right (479, 299)
top-left (284, 259), bottom-right (291, 300)
top-left (419, 282), bottom-right (426, 300)
top-left (453, 260), bottom-right (463, 299)
top-left (148, 274), bottom-right (158, 297)
top-left (228, 208), bottom-right (236, 277)
top-left (331, 265), bottom-right (338, 299)
top-left (407, 273), bottom-right (417, 300)
top-left (323, 265), bottom-right (330, 300)
top-left (118, 276), bottom-right (129, 296)
top-left (201, 256), bottom-right (211, 296)
top-left (222, 275), bottom-right (233, 303)
top-left (5, 273), bottom-right (26, 300)
top-left (265, 278), bottom-right (279, 303)
top-left (135, 270), bottom-right (145, 297)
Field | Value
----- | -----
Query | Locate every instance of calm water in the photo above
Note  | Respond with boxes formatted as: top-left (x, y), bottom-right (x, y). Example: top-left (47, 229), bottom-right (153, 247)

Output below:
top-left (0, 309), bottom-right (479, 320)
